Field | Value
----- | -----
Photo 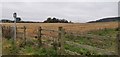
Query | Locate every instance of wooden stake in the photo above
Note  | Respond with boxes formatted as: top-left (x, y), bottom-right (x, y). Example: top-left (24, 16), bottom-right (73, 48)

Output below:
top-left (58, 27), bottom-right (65, 55)
top-left (23, 26), bottom-right (26, 45)
top-left (38, 26), bottom-right (42, 47)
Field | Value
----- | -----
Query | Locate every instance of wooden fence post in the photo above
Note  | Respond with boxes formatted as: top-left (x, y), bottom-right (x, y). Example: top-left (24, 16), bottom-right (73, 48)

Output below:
top-left (8, 26), bottom-right (10, 38)
top-left (58, 27), bottom-right (65, 55)
top-left (23, 26), bottom-right (26, 45)
top-left (16, 26), bottom-right (17, 38)
top-left (38, 26), bottom-right (42, 47)
top-left (118, 24), bottom-right (120, 57)
top-left (1, 26), bottom-right (4, 38)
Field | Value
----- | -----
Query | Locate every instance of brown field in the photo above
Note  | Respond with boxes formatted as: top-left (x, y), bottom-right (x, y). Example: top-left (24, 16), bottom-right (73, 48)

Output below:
top-left (1, 22), bottom-right (118, 38)
top-left (1, 22), bottom-right (118, 32)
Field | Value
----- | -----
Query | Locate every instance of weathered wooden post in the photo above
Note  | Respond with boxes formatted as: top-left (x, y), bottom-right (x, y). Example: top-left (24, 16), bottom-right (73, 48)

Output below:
top-left (23, 26), bottom-right (26, 45)
top-left (117, 21), bottom-right (120, 57)
top-left (8, 26), bottom-right (10, 38)
top-left (16, 26), bottom-right (18, 38)
top-left (38, 26), bottom-right (42, 47)
top-left (1, 26), bottom-right (4, 38)
top-left (58, 27), bottom-right (65, 55)
top-left (118, 33), bottom-right (120, 57)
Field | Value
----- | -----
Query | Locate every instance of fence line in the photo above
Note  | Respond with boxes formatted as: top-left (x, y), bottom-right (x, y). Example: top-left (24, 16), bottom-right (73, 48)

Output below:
top-left (2, 26), bottom-right (118, 55)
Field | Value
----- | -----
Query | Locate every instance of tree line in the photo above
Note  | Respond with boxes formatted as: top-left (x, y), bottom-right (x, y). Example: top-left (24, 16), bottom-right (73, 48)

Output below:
top-left (1, 17), bottom-right (21, 23)
top-left (1, 17), bottom-right (72, 23)
top-left (43, 17), bottom-right (71, 23)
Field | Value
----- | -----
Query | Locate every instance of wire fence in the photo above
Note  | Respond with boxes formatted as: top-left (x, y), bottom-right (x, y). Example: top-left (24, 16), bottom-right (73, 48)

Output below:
top-left (1, 26), bottom-right (119, 55)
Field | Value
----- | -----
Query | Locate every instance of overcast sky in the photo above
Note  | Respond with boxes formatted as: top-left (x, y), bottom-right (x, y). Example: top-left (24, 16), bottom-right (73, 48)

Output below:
top-left (1, 0), bottom-right (119, 2)
top-left (1, 2), bottom-right (118, 23)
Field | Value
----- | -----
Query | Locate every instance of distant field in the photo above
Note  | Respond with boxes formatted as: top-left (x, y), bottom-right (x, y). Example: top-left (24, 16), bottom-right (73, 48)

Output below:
top-left (1, 22), bottom-right (118, 33)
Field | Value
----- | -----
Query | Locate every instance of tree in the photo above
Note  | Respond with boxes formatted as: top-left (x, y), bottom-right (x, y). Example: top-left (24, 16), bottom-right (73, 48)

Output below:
top-left (16, 17), bottom-right (21, 22)
top-left (52, 17), bottom-right (57, 23)
top-left (47, 17), bottom-right (52, 21)
top-left (1, 19), bottom-right (13, 23)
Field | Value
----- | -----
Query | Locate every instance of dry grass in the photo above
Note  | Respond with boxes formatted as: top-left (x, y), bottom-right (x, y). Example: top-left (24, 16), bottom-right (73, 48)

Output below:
top-left (1, 22), bottom-right (118, 40)
top-left (1, 22), bottom-right (118, 33)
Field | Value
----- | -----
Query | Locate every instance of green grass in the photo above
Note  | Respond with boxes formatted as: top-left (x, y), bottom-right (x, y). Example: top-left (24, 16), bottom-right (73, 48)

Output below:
top-left (87, 28), bottom-right (118, 38)
top-left (19, 45), bottom-right (58, 56)
top-left (64, 44), bottom-right (97, 55)
top-left (3, 38), bottom-right (58, 56)
top-left (2, 38), bottom-right (16, 55)
top-left (3, 28), bottom-right (118, 55)
top-left (65, 28), bottom-right (118, 51)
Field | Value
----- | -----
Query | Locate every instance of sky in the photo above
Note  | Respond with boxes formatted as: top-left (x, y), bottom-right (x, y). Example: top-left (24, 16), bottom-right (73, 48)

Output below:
top-left (1, 1), bottom-right (119, 23)
top-left (0, 0), bottom-right (119, 2)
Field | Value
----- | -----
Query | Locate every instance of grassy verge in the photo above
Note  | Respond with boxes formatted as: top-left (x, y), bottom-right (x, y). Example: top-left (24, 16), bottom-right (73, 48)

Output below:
top-left (2, 38), bottom-right (58, 56)
top-left (64, 44), bottom-right (97, 55)
top-left (65, 28), bottom-right (118, 51)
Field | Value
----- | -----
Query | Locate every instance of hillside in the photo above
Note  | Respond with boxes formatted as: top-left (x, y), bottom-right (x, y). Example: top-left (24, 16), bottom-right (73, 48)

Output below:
top-left (88, 17), bottom-right (120, 23)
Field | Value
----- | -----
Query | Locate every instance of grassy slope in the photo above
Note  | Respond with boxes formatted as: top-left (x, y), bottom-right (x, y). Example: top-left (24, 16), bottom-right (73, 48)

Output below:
top-left (64, 28), bottom-right (118, 55)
